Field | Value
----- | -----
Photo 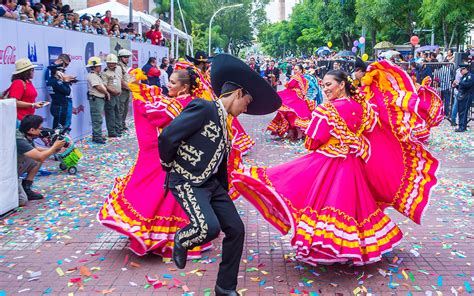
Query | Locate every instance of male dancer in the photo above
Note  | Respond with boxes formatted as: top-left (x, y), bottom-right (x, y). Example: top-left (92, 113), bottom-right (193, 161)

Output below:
top-left (158, 54), bottom-right (281, 296)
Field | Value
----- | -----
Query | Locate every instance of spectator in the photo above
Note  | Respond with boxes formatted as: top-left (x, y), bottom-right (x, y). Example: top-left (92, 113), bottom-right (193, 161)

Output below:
top-left (46, 54), bottom-right (75, 123)
top-left (79, 14), bottom-right (92, 33)
top-left (47, 66), bottom-right (71, 128)
top-left (248, 57), bottom-right (260, 73)
top-left (59, 4), bottom-right (72, 14)
top-left (142, 57), bottom-right (161, 87)
top-left (444, 49), bottom-right (455, 63)
top-left (90, 17), bottom-right (104, 34)
top-left (418, 62), bottom-right (433, 83)
top-left (159, 63), bottom-right (169, 95)
top-left (6, 58), bottom-right (47, 124)
top-left (17, 114), bottom-right (65, 204)
top-left (168, 58), bottom-right (176, 76)
top-left (435, 48), bottom-right (444, 62)
top-left (145, 22), bottom-right (163, 45)
top-left (1, 0), bottom-right (18, 19)
top-left (102, 54), bottom-right (122, 137)
top-left (109, 23), bottom-right (121, 38)
top-left (86, 56), bottom-right (109, 144)
top-left (103, 9), bottom-right (111, 24)
top-left (160, 57), bottom-right (169, 74)
top-left (32, 2), bottom-right (46, 24)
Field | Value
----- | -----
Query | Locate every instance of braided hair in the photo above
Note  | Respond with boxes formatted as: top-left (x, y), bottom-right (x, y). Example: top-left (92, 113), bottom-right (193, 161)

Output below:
top-left (172, 67), bottom-right (200, 95)
top-left (324, 69), bottom-right (357, 96)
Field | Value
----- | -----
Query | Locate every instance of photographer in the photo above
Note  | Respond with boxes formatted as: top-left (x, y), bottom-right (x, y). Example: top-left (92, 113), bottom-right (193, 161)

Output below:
top-left (17, 115), bottom-right (65, 205)
top-left (48, 66), bottom-right (72, 128)
top-left (46, 54), bottom-right (76, 128)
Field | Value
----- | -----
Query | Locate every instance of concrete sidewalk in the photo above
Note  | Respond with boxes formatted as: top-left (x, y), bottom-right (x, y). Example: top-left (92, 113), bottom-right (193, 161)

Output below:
top-left (0, 115), bottom-right (472, 295)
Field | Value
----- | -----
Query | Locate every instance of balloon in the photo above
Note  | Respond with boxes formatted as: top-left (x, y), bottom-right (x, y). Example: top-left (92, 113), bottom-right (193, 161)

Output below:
top-left (327, 41), bottom-right (333, 48)
top-left (362, 53), bottom-right (369, 61)
top-left (352, 47), bottom-right (357, 53)
top-left (357, 43), bottom-right (363, 48)
top-left (359, 36), bottom-right (365, 44)
top-left (410, 35), bottom-right (419, 46)
top-left (353, 40), bottom-right (359, 47)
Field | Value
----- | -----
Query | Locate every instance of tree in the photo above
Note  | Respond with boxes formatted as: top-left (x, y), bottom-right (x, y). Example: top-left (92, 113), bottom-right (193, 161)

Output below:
top-left (420, 0), bottom-right (474, 50)
top-left (154, 0), bottom-right (269, 55)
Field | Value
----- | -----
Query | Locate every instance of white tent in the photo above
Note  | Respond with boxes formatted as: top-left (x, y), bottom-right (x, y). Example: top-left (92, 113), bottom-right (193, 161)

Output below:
top-left (76, 0), bottom-right (191, 42)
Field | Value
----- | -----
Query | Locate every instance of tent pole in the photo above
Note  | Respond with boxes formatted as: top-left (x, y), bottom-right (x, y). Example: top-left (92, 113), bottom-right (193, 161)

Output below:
top-left (129, 0), bottom-right (133, 24)
top-left (170, 0), bottom-right (175, 58)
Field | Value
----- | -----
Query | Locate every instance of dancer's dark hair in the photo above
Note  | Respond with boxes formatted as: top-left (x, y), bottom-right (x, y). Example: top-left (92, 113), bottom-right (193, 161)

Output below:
top-left (324, 69), bottom-right (357, 96)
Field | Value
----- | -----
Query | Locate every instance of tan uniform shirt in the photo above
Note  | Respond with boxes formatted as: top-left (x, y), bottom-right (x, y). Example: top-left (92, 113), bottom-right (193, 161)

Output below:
top-left (102, 67), bottom-right (122, 95)
top-left (118, 61), bottom-right (132, 90)
top-left (87, 72), bottom-right (106, 98)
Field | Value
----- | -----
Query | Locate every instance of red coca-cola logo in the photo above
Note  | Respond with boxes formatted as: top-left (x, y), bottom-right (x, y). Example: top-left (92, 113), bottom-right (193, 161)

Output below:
top-left (0, 46), bottom-right (16, 65)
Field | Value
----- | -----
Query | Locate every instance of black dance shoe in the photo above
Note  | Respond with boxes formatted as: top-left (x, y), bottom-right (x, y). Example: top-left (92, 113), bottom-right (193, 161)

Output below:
top-left (215, 285), bottom-right (239, 296)
top-left (172, 234), bottom-right (187, 269)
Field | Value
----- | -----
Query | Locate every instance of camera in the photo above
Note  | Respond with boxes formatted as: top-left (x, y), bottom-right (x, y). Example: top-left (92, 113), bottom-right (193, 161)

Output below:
top-left (40, 126), bottom-right (71, 149)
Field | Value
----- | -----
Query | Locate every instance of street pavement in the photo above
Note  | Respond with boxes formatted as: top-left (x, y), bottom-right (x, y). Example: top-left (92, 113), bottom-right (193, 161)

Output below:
top-left (0, 114), bottom-right (472, 296)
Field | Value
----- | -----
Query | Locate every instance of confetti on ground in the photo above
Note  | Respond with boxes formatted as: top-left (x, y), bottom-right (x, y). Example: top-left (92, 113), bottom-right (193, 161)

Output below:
top-left (0, 118), bottom-right (471, 295)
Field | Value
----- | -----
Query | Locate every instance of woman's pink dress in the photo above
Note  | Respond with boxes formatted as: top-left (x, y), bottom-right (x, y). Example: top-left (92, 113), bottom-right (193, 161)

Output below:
top-left (97, 84), bottom-right (211, 258)
top-left (267, 74), bottom-right (314, 136)
top-left (411, 77), bottom-right (444, 142)
top-left (232, 61), bottom-right (439, 265)
top-left (231, 118), bottom-right (255, 154)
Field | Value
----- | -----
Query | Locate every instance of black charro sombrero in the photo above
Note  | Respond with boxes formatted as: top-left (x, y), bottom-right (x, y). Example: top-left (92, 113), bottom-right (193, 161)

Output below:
top-left (211, 54), bottom-right (281, 115)
top-left (185, 51), bottom-right (212, 65)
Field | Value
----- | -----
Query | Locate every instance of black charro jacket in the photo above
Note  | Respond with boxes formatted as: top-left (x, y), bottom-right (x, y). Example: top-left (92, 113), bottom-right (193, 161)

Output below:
top-left (158, 98), bottom-right (229, 190)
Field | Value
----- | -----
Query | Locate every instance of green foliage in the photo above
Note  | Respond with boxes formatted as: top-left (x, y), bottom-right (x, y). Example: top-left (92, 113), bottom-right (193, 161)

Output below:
top-left (258, 0), bottom-right (473, 58)
top-left (154, 0), bottom-right (270, 55)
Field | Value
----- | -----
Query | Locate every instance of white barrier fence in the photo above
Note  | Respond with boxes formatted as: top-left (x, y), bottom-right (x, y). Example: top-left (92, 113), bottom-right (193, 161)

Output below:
top-left (0, 99), bottom-right (18, 215)
top-left (0, 18), bottom-right (169, 140)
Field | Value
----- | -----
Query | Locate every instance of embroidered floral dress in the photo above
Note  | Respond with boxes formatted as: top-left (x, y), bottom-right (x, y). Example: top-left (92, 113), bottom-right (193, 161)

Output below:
top-left (267, 74), bottom-right (314, 137)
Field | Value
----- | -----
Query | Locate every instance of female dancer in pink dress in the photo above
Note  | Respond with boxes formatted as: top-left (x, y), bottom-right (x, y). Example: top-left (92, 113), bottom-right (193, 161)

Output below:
top-left (267, 64), bottom-right (314, 140)
top-left (97, 66), bottom-right (213, 258)
top-left (232, 62), bottom-right (439, 265)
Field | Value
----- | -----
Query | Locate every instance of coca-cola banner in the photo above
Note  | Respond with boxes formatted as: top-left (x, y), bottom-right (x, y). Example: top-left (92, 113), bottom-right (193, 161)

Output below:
top-left (0, 18), bottom-right (169, 140)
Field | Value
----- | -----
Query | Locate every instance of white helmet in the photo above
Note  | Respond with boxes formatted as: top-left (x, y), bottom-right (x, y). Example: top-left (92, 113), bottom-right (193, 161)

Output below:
top-left (118, 49), bottom-right (132, 57)
top-left (105, 54), bottom-right (118, 64)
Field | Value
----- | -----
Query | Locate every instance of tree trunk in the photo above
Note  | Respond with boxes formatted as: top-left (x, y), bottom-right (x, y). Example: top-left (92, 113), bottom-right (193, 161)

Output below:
top-left (442, 21), bottom-right (448, 50)
top-left (448, 23), bottom-right (457, 49)
top-left (370, 29), bottom-right (376, 56)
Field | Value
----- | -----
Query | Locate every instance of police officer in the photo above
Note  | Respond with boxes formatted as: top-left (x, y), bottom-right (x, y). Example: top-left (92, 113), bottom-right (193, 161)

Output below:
top-left (117, 49), bottom-right (132, 133)
top-left (454, 63), bottom-right (473, 132)
top-left (86, 56), bottom-right (110, 144)
top-left (102, 54), bottom-right (122, 137)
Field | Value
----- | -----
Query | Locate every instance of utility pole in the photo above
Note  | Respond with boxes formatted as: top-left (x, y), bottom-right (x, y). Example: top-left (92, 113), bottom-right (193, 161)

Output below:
top-left (170, 0), bottom-right (175, 58)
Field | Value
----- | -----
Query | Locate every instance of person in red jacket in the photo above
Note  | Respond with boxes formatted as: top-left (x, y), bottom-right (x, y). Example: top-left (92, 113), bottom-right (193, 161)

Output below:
top-left (145, 20), bottom-right (164, 45)
top-left (6, 58), bottom-right (47, 124)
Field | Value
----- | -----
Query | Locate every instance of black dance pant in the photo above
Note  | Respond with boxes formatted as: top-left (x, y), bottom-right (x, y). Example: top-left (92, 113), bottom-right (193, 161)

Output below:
top-left (169, 174), bottom-right (245, 290)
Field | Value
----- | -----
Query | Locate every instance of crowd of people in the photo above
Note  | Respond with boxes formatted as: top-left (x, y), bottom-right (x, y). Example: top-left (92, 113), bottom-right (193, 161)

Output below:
top-left (0, 0), bottom-right (165, 44)
top-left (247, 53), bottom-right (473, 132)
